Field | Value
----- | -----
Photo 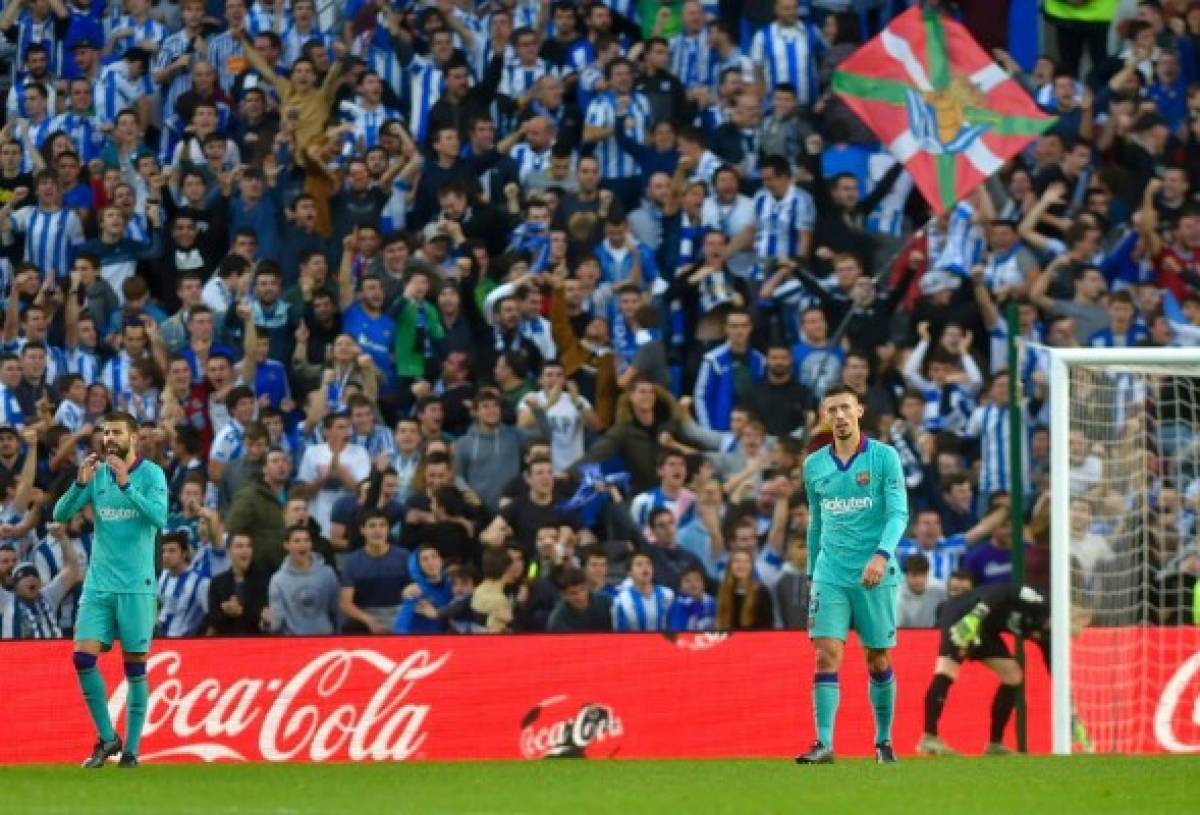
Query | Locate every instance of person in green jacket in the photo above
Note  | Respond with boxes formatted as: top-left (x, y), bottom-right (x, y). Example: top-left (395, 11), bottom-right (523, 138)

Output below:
top-left (392, 269), bottom-right (445, 410)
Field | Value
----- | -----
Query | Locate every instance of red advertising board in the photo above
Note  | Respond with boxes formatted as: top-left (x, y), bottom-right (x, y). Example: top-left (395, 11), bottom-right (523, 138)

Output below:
top-left (3, 627), bottom-right (1193, 763)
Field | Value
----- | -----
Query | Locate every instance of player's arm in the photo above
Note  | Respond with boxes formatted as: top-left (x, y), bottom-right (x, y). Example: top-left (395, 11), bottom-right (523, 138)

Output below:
top-left (120, 464), bottom-right (169, 529)
top-left (52, 453), bottom-right (100, 522)
top-left (803, 461), bottom-right (822, 580)
top-left (54, 535), bottom-right (84, 594)
top-left (876, 445), bottom-right (909, 561)
top-left (339, 585), bottom-right (381, 633)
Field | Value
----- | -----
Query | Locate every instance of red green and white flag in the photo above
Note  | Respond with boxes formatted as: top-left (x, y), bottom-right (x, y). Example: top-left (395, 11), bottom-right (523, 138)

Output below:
top-left (832, 7), bottom-right (1055, 216)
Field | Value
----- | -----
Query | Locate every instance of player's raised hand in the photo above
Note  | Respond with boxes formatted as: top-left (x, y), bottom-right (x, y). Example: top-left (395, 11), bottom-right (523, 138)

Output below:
top-left (106, 454), bottom-right (131, 487)
top-left (77, 453), bottom-right (100, 486)
top-left (860, 553), bottom-right (887, 589)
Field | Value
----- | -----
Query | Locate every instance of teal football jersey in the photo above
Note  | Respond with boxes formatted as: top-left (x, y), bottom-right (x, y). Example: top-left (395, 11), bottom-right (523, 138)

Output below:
top-left (803, 437), bottom-right (909, 588)
top-left (53, 459), bottom-right (169, 594)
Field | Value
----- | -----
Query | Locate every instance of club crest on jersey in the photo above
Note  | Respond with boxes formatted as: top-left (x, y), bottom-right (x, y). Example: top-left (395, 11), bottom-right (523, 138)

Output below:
top-left (856, 471), bottom-right (870, 487)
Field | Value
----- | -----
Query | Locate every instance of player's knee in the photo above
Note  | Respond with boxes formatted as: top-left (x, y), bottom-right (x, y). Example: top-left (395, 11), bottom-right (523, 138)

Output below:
top-left (1003, 665), bottom-right (1024, 686)
top-left (814, 641), bottom-right (842, 671)
top-left (72, 651), bottom-right (97, 672)
top-left (123, 661), bottom-right (147, 679)
top-left (865, 649), bottom-right (891, 673)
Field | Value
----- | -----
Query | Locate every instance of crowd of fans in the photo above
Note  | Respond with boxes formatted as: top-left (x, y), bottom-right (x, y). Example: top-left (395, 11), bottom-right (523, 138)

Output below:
top-left (0, 0), bottom-right (1198, 639)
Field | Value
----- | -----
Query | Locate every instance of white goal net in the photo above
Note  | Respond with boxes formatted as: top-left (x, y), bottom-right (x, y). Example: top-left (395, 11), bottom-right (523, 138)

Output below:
top-left (1048, 348), bottom-right (1200, 754)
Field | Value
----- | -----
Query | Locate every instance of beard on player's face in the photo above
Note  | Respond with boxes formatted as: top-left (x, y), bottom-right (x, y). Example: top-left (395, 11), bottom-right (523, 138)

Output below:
top-left (104, 439), bottom-right (130, 458)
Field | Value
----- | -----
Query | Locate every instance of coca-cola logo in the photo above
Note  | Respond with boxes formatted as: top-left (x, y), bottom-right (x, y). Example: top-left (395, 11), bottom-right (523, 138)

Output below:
top-left (107, 648), bottom-right (450, 762)
top-left (1154, 650), bottom-right (1200, 753)
top-left (519, 695), bottom-right (625, 759)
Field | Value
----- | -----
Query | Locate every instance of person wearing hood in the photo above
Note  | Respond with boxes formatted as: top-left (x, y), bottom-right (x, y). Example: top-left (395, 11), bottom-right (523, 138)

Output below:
top-left (393, 544), bottom-right (453, 634)
top-left (267, 524), bottom-right (341, 635)
top-left (571, 377), bottom-right (710, 494)
top-left (453, 388), bottom-right (534, 512)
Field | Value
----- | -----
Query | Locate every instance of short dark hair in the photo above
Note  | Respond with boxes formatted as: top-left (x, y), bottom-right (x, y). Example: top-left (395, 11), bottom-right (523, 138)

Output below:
top-left (103, 411), bottom-right (139, 435)
top-left (820, 384), bottom-right (861, 404)
top-left (160, 531), bottom-right (188, 552)
top-left (557, 566), bottom-right (587, 591)
top-left (358, 507), bottom-right (388, 527)
top-left (904, 552), bottom-right (930, 575)
top-left (225, 385), bottom-right (256, 412)
top-left (581, 545), bottom-right (607, 564)
top-left (284, 524), bottom-right (311, 542)
top-left (481, 546), bottom-right (511, 580)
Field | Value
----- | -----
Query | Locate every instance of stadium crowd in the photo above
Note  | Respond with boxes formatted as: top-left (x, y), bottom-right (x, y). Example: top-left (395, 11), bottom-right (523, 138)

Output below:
top-left (0, 0), bottom-right (1197, 639)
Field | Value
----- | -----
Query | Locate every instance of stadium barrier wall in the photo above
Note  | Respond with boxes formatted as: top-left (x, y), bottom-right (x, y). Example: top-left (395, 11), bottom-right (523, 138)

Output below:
top-left (2, 628), bottom-right (1193, 763)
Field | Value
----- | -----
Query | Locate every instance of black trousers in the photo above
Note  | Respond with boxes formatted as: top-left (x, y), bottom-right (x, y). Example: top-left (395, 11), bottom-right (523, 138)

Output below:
top-left (1048, 16), bottom-right (1110, 80)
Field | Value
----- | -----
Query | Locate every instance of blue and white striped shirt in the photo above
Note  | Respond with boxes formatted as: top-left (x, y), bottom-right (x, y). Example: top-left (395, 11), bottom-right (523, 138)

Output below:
top-left (12, 116), bottom-right (55, 172)
top-left (154, 30), bottom-right (198, 126)
top-left (32, 535), bottom-right (88, 630)
top-left (53, 398), bottom-right (86, 434)
top-left (630, 487), bottom-right (697, 535)
top-left (12, 13), bottom-right (63, 78)
top-left (499, 57), bottom-right (557, 102)
top-left (210, 418), bottom-right (247, 465)
top-left (965, 401), bottom-right (1032, 500)
top-left (584, 91), bottom-right (651, 179)
top-left (895, 535), bottom-right (967, 585)
top-left (603, 0), bottom-right (639, 24)
top-left (0, 384), bottom-right (25, 427)
top-left (352, 424), bottom-right (395, 459)
top-left (406, 56), bottom-right (445, 144)
top-left (509, 143), bottom-right (554, 183)
top-left (65, 345), bottom-right (101, 385)
top-left (246, 1), bottom-right (290, 35)
top-left (5, 74), bottom-right (58, 120)
top-left (931, 201), bottom-right (984, 276)
top-left (283, 25), bottom-right (332, 67)
top-left (157, 566), bottom-right (210, 637)
top-left (752, 186), bottom-right (814, 261)
top-left (749, 22), bottom-right (823, 105)
top-left (3, 337), bottom-right (68, 385)
top-left (206, 31), bottom-right (246, 93)
top-left (706, 49), bottom-right (755, 91)
top-left (9, 205), bottom-right (84, 280)
top-left (669, 29), bottom-right (711, 90)
top-left (612, 582), bottom-right (674, 631)
top-left (106, 15), bottom-right (166, 60)
top-left (340, 100), bottom-right (403, 149)
top-left (357, 33), bottom-right (405, 97)
top-left (49, 111), bottom-right (106, 163)
top-left (99, 351), bottom-right (139, 405)
top-left (94, 62), bottom-right (147, 126)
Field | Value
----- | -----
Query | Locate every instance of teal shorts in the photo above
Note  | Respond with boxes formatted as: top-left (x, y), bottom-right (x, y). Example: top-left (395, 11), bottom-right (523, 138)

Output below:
top-left (75, 588), bottom-right (157, 654)
top-left (808, 581), bottom-right (898, 649)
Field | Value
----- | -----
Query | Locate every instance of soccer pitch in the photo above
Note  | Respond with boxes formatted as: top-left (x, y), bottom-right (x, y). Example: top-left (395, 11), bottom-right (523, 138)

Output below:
top-left (2, 756), bottom-right (1193, 814)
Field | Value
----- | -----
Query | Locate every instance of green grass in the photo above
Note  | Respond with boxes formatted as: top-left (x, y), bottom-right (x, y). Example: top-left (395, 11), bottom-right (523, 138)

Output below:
top-left (1, 757), bottom-right (1194, 815)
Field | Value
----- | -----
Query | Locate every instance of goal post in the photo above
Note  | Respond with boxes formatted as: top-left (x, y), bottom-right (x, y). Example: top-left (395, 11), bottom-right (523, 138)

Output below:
top-left (1047, 346), bottom-right (1200, 755)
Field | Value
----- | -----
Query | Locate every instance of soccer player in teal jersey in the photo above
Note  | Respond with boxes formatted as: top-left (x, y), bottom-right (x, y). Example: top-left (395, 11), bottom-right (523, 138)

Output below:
top-left (52, 411), bottom-right (169, 769)
top-left (797, 385), bottom-right (909, 765)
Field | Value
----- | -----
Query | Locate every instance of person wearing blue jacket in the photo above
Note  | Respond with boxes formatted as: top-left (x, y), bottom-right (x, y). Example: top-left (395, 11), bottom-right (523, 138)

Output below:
top-left (393, 544), bottom-right (453, 634)
top-left (693, 308), bottom-right (766, 431)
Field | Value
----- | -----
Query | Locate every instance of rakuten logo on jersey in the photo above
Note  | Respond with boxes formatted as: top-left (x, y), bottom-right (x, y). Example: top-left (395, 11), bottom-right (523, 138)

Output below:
top-left (96, 507), bottom-right (139, 521)
top-left (1154, 650), bottom-right (1200, 752)
top-left (820, 496), bottom-right (874, 515)
top-left (519, 695), bottom-right (625, 759)
top-left (106, 648), bottom-right (449, 762)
